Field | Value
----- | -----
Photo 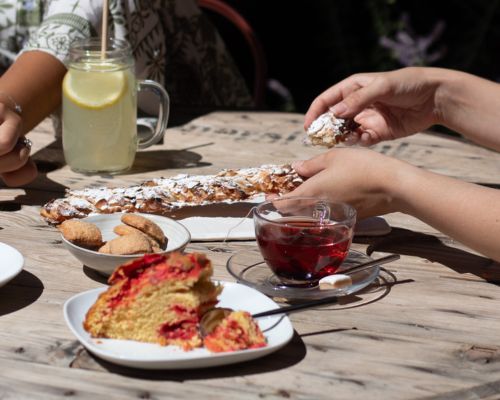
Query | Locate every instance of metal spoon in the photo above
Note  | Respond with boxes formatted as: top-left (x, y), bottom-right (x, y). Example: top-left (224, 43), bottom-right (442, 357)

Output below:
top-left (337, 253), bottom-right (400, 276)
top-left (200, 253), bottom-right (400, 336)
top-left (318, 253), bottom-right (400, 290)
top-left (200, 296), bottom-right (339, 337)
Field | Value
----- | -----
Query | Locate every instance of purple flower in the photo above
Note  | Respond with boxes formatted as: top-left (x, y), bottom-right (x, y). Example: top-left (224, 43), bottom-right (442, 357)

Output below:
top-left (380, 13), bottom-right (446, 66)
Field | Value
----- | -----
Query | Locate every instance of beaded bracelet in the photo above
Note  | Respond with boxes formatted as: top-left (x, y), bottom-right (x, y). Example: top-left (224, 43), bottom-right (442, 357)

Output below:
top-left (0, 91), bottom-right (22, 115)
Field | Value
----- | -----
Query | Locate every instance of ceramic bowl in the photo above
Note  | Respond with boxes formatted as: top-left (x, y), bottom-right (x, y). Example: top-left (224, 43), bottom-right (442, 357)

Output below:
top-left (61, 213), bottom-right (191, 276)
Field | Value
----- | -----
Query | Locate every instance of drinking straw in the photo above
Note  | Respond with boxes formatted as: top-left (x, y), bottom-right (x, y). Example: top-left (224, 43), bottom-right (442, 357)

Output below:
top-left (100, 0), bottom-right (109, 60)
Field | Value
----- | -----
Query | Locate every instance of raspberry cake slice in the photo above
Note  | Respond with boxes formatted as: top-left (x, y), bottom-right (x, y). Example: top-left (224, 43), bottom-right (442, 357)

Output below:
top-left (83, 252), bottom-right (221, 350)
top-left (203, 310), bottom-right (267, 353)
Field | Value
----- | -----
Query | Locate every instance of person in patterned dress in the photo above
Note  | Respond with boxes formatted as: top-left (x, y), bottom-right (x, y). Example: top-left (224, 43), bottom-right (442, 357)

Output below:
top-left (0, 0), bottom-right (252, 186)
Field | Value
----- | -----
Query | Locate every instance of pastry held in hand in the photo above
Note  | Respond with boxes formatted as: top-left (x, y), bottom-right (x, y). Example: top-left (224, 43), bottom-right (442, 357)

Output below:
top-left (305, 112), bottom-right (358, 148)
top-left (40, 164), bottom-right (303, 224)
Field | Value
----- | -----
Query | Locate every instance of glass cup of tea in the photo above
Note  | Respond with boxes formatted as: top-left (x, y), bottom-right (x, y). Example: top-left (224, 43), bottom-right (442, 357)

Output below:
top-left (254, 197), bottom-right (357, 287)
top-left (62, 38), bottom-right (170, 174)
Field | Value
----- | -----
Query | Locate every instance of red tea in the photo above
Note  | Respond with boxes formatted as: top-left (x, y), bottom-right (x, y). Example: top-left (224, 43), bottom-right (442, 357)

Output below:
top-left (255, 217), bottom-right (352, 285)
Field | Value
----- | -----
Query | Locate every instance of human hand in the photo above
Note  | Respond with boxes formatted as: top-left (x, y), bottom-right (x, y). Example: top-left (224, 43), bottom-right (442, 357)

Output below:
top-left (288, 148), bottom-right (416, 219)
top-left (304, 67), bottom-right (448, 146)
top-left (0, 104), bottom-right (37, 186)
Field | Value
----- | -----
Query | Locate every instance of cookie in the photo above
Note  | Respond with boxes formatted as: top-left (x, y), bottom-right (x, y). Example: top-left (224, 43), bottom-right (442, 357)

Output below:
top-left (114, 224), bottom-right (161, 248)
top-left (98, 241), bottom-right (112, 254)
top-left (151, 245), bottom-right (163, 253)
top-left (58, 219), bottom-right (103, 249)
top-left (105, 233), bottom-right (152, 255)
top-left (121, 214), bottom-right (167, 248)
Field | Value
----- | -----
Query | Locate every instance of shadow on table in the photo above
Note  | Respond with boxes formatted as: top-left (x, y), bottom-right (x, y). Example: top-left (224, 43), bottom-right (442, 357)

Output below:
top-left (83, 266), bottom-right (108, 284)
top-left (0, 138), bottom-right (214, 208)
top-left (126, 146), bottom-right (212, 175)
top-left (70, 331), bottom-right (307, 380)
top-left (291, 268), bottom-right (413, 323)
top-left (354, 227), bottom-right (500, 283)
top-left (0, 270), bottom-right (44, 316)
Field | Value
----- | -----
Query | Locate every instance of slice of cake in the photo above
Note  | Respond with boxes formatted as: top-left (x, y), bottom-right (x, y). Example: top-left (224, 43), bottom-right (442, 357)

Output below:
top-left (203, 310), bottom-right (267, 353)
top-left (83, 252), bottom-right (221, 350)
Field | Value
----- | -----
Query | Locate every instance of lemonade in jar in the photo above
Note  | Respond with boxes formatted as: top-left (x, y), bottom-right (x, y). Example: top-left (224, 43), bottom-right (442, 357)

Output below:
top-left (62, 38), bottom-right (169, 174)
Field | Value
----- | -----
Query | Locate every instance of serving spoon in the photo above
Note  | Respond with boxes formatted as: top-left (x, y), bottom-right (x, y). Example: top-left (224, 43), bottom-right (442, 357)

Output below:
top-left (200, 253), bottom-right (400, 336)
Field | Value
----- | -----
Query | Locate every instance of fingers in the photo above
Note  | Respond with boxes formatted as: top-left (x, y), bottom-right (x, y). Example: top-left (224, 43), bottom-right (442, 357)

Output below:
top-left (330, 76), bottom-right (391, 119)
top-left (0, 138), bottom-right (32, 173)
top-left (292, 151), bottom-right (333, 178)
top-left (304, 89), bottom-right (351, 129)
top-left (285, 167), bottom-right (331, 199)
top-left (0, 105), bottom-right (23, 156)
top-left (1, 158), bottom-right (37, 187)
top-left (304, 73), bottom-right (378, 129)
top-left (0, 105), bottom-right (36, 187)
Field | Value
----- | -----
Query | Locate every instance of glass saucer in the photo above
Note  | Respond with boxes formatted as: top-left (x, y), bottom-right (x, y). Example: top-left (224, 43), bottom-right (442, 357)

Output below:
top-left (226, 249), bottom-right (380, 300)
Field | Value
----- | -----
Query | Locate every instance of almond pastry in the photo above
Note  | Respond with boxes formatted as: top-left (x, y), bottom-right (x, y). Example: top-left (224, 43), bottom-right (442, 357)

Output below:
top-left (41, 164), bottom-right (303, 224)
top-left (305, 112), bottom-right (358, 148)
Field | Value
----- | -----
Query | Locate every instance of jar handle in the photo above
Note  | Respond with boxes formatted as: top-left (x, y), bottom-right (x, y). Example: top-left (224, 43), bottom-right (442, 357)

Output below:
top-left (136, 79), bottom-right (170, 149)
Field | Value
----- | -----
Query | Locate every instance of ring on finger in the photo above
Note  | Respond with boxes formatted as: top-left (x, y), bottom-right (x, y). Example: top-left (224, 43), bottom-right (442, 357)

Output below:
top-left (17, 137), bottom-right (32, 150)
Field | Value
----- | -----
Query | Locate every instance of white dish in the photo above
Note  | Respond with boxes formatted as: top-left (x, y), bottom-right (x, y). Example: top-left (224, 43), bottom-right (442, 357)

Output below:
top-left (0, 242), bottom-right (24, 287)
top-left (63, 281), bottom-right (294, 369)
top-left (62, 213), bottom-right (191, 276)
top-left (180, 216), bottom-right (391, 241)
top-left (179, 216), bottom-right (255, 241)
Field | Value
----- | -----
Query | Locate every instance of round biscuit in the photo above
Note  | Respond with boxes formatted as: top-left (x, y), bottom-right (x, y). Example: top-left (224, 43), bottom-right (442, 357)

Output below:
top-left (107, 233), bottom-right (152, 255)
top-left (98, 242), bottom-right (111, 254)
top-left (114, 224), bottom-right (161, 248)
top-left (121, 214), bottom-right (166, 247)
top-left (58, 219), bottom-right (103, 249)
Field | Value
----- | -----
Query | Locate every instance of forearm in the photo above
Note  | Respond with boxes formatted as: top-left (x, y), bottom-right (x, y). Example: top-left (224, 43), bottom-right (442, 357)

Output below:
top-left (393, 166), bottom-right (500, 261)
top-left (434, 69), bottom-right (500, 151)
top-left (0, 51), bottom-right (66, 133)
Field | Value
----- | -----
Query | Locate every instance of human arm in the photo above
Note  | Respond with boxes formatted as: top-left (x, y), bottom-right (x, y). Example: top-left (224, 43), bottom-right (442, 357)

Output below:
top-left (0, 51), bottom-right (66, 186)
top-left (0, 51), bottom-right (66, 133)
top-left (290, 148), bottom-right (500, 261)
top-left (305, 67), bottom-right (500, 151)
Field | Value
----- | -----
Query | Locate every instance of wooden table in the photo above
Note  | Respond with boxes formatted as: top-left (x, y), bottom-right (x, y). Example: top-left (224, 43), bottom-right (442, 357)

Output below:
top-left (1, 112), bottom-right (500, 399)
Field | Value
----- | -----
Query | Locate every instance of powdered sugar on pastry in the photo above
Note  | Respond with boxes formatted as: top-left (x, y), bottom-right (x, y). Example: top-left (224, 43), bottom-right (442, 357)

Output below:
top-left (305, 112), bottom-right (358, 148)
top-left (41, 164), bottom-right (303, 224)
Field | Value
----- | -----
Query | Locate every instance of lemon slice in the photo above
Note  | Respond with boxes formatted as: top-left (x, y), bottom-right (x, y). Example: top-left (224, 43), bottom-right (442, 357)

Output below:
top-left (63, 63), bottom-right (127, 109)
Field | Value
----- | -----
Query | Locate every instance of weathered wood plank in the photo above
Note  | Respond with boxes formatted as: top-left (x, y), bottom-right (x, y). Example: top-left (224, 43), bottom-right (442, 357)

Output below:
top-left (0, 113), bottom-right (500, 399)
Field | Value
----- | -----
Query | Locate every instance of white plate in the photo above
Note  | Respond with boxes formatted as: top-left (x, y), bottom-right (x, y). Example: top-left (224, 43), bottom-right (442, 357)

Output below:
top-left (63, 281), bottom-right (294, 369)
top-left (0, 242), bottom-right (24, 287)
top-left (180, 216), bottom-right (391, 241)
top-left (179, 217), bottom-right (255, 241)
